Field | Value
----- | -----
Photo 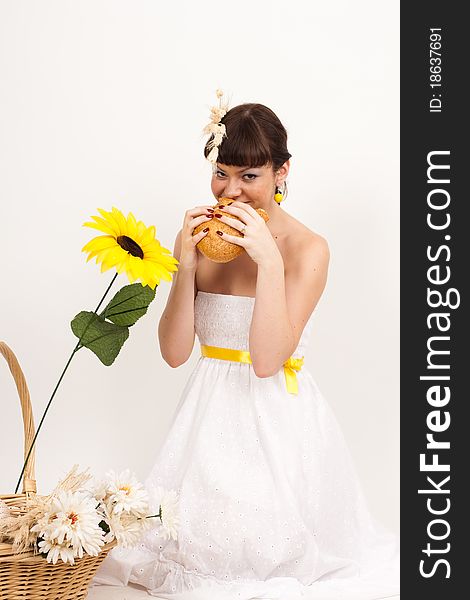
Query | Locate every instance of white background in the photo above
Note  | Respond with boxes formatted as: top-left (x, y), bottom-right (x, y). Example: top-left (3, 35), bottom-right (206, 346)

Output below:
top-left (0, 0), bottom-right (399, 534)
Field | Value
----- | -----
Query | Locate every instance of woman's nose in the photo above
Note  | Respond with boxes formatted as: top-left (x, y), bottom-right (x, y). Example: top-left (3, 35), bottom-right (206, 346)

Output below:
top-left (222, 181), bottom-right (241, 198)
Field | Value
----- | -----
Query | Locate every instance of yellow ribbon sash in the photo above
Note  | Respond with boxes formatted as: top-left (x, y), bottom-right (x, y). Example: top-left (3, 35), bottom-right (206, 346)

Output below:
top-left (200, 344), bottom-right (304, 395)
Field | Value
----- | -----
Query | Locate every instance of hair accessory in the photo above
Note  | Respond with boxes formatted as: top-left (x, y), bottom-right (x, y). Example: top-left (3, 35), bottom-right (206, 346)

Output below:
top-left (204, 89), bottom-right (229, 164)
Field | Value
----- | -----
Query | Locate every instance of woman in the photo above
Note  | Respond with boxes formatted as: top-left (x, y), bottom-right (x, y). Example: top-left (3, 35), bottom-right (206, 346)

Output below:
top-left (93, 97), bottom-right (399, 599)
top-left (159, 102), bottom-right (329, 379)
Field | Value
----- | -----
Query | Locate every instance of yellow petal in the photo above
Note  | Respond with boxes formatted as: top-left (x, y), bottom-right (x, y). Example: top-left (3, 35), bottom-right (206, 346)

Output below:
top-left (82, 220), bottom-right (118, 237)
top-left (141, 225), bottom-right (157, 246)
top-left (111, 207), bottom-right (128, 236)
top-left (97, 208), bottom-right (123, 236)
top-left (83, 206), bottom-right (178, 284)
top-left (82, 236), bottom-right (116, 253)
top-left (126, 212), bottom-right (138, 241)
top-left (99, 247), bottom-right (126, 270)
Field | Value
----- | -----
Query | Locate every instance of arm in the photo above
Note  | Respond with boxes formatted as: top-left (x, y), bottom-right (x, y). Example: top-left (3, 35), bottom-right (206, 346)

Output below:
top-left (213, 200), bottom-right (330, 377)
top-left (158, 204), bottom-right (214, 367)
top-left (158, 229), bottom-right (197, 368)
top-left (249, 235), bottom-right (330, 377)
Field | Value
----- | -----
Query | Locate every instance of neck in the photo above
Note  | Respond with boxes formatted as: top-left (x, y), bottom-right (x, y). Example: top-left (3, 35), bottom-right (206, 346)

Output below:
top-left (265, 200), bottom-right (284, 231)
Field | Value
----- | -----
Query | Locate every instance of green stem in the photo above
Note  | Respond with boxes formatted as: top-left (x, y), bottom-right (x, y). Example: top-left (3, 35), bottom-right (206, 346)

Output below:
top-left (92, 272), bottom-right (120, 315)
top-left (140, 513), bottom-right (162, 522)
top-left (137, 506), bottom-right (162, 522)
top-left (14, 272), bottom-right (119, 494)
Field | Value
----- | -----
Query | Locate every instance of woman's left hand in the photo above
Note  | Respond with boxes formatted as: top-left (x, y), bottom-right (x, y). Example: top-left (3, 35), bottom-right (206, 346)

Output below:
top-left (213, 201), bottom-right (281, 266)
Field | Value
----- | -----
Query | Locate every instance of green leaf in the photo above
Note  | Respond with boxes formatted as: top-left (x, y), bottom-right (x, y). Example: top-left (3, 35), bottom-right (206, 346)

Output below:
top-left (101, 283), bottom-right (156, 327)
top-left (98, 520), bottom-right (110, 534)
top-left (71, 311), bottom-right (129, 366)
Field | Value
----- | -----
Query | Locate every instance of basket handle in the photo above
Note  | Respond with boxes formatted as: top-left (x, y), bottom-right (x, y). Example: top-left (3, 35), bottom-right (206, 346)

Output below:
top-left (0, 341), bottom-right (37, 494)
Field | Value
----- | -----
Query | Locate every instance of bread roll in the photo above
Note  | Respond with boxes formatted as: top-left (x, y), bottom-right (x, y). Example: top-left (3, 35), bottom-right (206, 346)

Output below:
top-left (193, 197), bottom-right (269, 263)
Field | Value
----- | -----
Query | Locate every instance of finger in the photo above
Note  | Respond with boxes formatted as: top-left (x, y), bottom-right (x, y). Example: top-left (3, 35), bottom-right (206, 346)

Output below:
top-left (187, 205), bottom-right (217, 217)
top-left (193, 227), bottom-right (210, 243)
top-left (215, 230), bottom-right (246, 246)
top-left (197, 204), bottom-right (218, 210)
top-left (222, 202), bottom-right (258, 223)
top-left (213, 213), bottom-right (246, 231)
top-left (228, 200), bottom-right (259, 215)
top-left (189, 214), bottom-right (214, 229)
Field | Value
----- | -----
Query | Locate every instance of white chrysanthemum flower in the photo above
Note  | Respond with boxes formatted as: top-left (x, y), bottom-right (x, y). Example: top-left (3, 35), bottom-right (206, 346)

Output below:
top-left (98, 503), bottom-right (154, 547)
top-left (90, 478), bottom-right (108, 503)
top-left (152, 486), bottom-right (180, 541)
top-left (100, 469), bottom-right (149, 517)
top-left (37, 536), bottom-right (76, 565)
top-left (91, 469), bottom-right (157, 548)
top-left (31, 490), bottom-right (104, 564)
top-left (101, 508), bottom-right (152, 547)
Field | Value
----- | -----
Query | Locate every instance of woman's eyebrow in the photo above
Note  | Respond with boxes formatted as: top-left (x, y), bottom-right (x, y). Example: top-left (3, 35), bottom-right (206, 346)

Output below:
top-left (217, 166), bottom-right (256, 173)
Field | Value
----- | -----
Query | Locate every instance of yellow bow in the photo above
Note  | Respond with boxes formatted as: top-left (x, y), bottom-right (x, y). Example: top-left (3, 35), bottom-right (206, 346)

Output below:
top-left (282, 356), bottom-right (304, 394)
top-left (200, 345), bottom-right (304, 395)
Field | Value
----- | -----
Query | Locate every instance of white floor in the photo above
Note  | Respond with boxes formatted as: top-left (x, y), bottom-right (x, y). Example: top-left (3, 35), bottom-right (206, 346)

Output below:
top-left (87, 584), bottom-right (400, 600)
top-left (88, 585), bottom-right (150, 599)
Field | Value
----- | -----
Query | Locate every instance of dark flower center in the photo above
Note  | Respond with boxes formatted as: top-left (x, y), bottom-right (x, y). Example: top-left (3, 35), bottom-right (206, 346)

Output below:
top-left (117, 235), bottom-right (144, 259)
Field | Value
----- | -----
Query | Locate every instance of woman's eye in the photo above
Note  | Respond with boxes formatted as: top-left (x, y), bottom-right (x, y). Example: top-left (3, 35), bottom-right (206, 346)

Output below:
top-left (216, 171), bottom-right (226, 178)
top-left (243, 174), bottom-right (257, 180)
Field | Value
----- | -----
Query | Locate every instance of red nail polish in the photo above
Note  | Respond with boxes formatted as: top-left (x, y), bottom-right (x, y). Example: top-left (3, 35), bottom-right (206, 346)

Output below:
top-left (206, 213), bottom-right (214, 218)
top-left (203, 227), bottom-right (209, 232)
top-left (226, 201), bottom-right (233, 205)
top-left (216, 230), bottom-right (223, 236)
top-left (207, 208), bottom-right (214, 212)
top-left (214, 213), bottom-right (222, 218)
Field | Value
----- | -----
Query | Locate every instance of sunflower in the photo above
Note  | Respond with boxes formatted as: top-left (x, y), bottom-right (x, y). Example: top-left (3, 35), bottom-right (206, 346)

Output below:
top-left (82, 207), bottom-right (178, 289)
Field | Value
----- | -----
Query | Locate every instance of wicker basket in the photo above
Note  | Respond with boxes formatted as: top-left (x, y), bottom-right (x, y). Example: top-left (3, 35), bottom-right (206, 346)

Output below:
top-left (0, 341), bottom-right (117, 599)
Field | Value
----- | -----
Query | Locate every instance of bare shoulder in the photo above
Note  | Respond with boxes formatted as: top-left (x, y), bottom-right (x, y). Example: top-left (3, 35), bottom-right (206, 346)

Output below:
top-left (282, 217), bottom-right (330, 271)
top-left (282, 217), bottom-right (330, 322)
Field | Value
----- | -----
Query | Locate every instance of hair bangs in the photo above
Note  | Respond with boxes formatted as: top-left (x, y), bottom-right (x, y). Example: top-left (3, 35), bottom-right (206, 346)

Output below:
top-left (204, 103), bottom-right (291, 170)
top-left (216, 118), bottom-right (272, 168)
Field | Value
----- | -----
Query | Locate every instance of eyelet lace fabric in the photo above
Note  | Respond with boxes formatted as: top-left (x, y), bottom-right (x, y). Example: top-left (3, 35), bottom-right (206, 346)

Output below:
top-left (92, 292), bottom-right (399, 599)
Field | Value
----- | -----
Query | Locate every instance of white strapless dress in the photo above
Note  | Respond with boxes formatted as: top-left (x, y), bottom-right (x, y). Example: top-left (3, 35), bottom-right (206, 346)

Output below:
top-left (92, 291), bottom-right (399, 599)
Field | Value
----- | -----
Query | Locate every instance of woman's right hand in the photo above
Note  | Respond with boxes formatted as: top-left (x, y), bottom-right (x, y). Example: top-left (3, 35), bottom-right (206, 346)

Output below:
top-left (178, 205), bottom-right (215, 271)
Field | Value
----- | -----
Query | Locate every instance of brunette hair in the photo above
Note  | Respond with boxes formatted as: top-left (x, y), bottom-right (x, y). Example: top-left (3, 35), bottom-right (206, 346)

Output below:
top-left (204, 103), bottom-right (291, 170)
